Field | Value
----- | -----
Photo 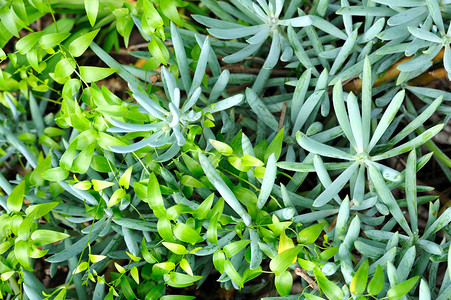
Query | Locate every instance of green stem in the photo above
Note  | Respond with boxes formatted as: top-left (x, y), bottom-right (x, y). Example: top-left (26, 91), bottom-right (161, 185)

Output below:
top-left (9, 275), bottom-right (21, 296)
top-left (416, 126), bottom-right (451, 168)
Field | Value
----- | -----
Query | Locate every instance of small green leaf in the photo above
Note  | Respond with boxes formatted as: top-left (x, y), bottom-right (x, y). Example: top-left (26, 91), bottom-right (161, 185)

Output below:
top-left (31, 230), bottom-right (70, 246)
top-left (269, 245), bottom-right (302, 276)
top-left (387, 276), bottom-right (419, 300)
top-left (16, 32), bottom-right (44, 54)
top-left (92, 179), bottom-right (115, 191)
top-left (162, 242), bottom-right (188, 255)
top-left (224, 260), bottom-right (243, 288)
top-left (179, 258), bottom-right (193, 276)
top-left (73, 261), bottom-right (89, 274)
top-left (15, 240), bottom-right (32, 270)
top-left (174, 223), bottom-right (203, 245)
top-left (368, 265), bottom-right (385, 296)
top-left (213, 250), bottom-right (226, 273)
top-left (209, 139), bottom-right (233, 156)
top-left (89, 254), bottom-right (107, 263)
top-left (108, 188), bottom-right (126, 207)
top-left (85, 0), bottom-right (99, 27)
top-left (148, 173), bottom-right (166, 218)
top-left (298, 223), bottom-right (325, 244)
top-left (41, 167), bottom-right (68, 181)
top-left (130, 266), bottom-right (139, 284)
top-left (79, 66), bottom-right (118, 83)
top-left (241, 155), bottom-right (264, 167)
top-left (313, 267), bottom-right (344, 300)
top-left (68, 29), bottom-right (100, 57)
top-left (265, 129), bottom-right (284, 162)
top-left (7, 181), bottom-right (26, 212)
top-left (275, 270), bottom-right (293, 296)
top-left (350, 260), bottom-right (369, 295)
top-left (119, 166), bottom-right (133, 189)
top-left (193, 193), bottom-right (214, 219)
top-left (39, 32), bottom-right (71, 49)
top-left (223, 240), bottom-right (250, 258)
top-left (72, 142), bottom-right (96, 174)
top-left (181, 175), bottom-right (204, 189)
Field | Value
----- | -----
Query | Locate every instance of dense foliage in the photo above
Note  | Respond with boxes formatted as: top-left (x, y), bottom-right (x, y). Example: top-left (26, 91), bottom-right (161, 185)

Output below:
top-left (1, 0), bottom-right (451, 299)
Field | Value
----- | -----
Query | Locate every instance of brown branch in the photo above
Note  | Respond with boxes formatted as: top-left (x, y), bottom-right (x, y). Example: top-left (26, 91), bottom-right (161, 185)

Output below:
top-left (294, 266), bottom-right (319, 290)
top-left (278, 102), bottom-right (287, 131)
top-left (343, 48), bottom-right (445, 94)
top-left (407, 67), bottom-right (448, 86)
top-left (226, 83), bottom-right (252, 94)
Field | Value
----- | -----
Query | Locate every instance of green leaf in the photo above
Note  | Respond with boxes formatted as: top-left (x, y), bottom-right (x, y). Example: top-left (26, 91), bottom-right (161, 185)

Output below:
top-left (223, 240), bottom-right (250, 258)
top-left (373, 124), bottom-right (444, 161)
top-left (112, 217), bottom-right (157, 232)
top-left (198, 153), bottom-right (251, 225)
top-left (162, 242), bottom-right (188, 255)
top-left (40, 167), bottom-right (68, 181)
top-left (142, 238), bottom-right (157, 264)
top-left (31, 230), bottom-right (70, 246)
top-left (179, 258), bottom-right (193, 276)
top-left (68, 29), bottom-right (100, 57)
top-left (174, 223), bottom-right (203, 245)
top-left (275, 270), bottom-right (293, 296)
top-left (148, 36), bottom-right (169, 65)
top-left (73, 261), bottom-right (89, 274)
top-left (147, 173), bottom-right (166, 218)
top-left (130, 266), bottom-right (139, 284)
top-left (92, 179), bottom-right (115, 191)
top-left (368, 265), bottom-right (384, 296)
top-left (166, 272), bottom-right (203, 288)
top-left (193, 193), bottom-right (214, 219)
top-left (108, 188), bottom-right (126, 207)
top-left (304, 294), bottom-right (325, 300)
top-left (298, 222), bottom-right (325, 244)
top-left (387, 276), bottom-right (419, 300)
top-left (15, 240), bottom-right (32, 270)
top-left (213, 250), bottom-right (226, 273)
top-left (7, 181), bottom-right (25, 212)
top-left (120, 276), bottom-right (137, 300)
top-left (16, 32), bottom-right (44, 54)
top-left (313, 267), bottom-right (344, 300)
top-left (142, 0), bottom-right (164, 35)
top-left (160, 1), bottom-right (183, 26)
top-left (223, 260), bottom-right (243, 288)
top-left (119, 166), bottom-right (133, 189)
top-left (209, 139), bottom-right (233, 156)
top-left (422, 207), bottom-right (451, 240)
top-left (39, 32), bottom-right (70, 49)
top-left (72, 142), bottom-right (96, 174)
top-left (350, 260), bottom-right (369, 295)
top-left (79, 66), bottom-right (118, 83)
top-left (85, 0), bottom-right (99, 27)
top-left (25, 202), bottom-right (59, 220)
top-left (265, 129), bottom-right (284, 162)
top-left (269, 245), bottom-right (302, 276)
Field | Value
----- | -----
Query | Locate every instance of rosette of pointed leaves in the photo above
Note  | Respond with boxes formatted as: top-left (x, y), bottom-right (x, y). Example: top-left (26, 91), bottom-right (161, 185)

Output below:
top-left (408, 21), bottom-right (451, 79)
top-left (106, 23), bottom-right (243, 161)
top-left (193, 0), bottom-right (313, 67)
top-left (278, 57), bottom-right (443, 230)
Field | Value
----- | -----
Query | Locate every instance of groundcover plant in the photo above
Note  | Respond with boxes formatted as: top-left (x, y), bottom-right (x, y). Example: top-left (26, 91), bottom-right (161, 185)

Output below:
top-left (1, 0), bottom-right (451, 299)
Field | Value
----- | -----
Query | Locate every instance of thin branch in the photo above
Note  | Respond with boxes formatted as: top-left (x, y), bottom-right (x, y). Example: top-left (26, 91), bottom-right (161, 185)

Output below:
top-left (294, 266), bottom-right (319, 290)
